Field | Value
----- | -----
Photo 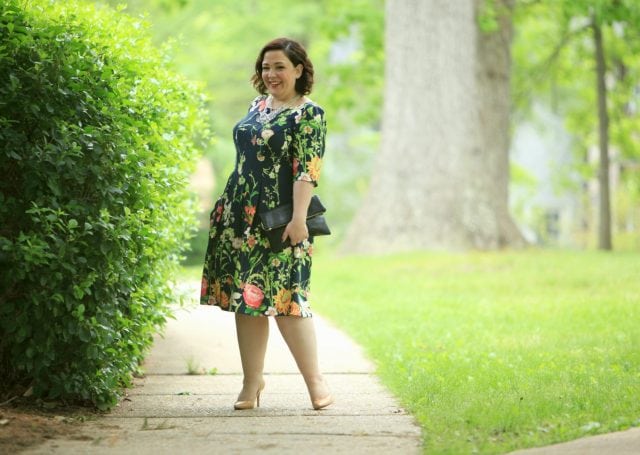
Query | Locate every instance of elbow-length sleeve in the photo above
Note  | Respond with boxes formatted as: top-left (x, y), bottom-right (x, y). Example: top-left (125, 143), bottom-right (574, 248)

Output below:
top-left (292, 103), bottom-right (326, 187)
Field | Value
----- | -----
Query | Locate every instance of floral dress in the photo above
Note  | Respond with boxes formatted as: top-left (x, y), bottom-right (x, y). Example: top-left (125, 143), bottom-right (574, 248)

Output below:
top-left (200, 95), bottom-right (326, 317)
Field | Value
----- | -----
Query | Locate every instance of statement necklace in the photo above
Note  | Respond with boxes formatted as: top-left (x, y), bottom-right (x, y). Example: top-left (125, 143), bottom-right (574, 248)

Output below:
top-left (257, 95), bottom-right (301, 124)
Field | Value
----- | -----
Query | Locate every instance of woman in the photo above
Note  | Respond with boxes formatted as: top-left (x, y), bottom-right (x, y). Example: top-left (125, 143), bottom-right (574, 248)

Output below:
top-left (200, 37), bottom-right (333, 411)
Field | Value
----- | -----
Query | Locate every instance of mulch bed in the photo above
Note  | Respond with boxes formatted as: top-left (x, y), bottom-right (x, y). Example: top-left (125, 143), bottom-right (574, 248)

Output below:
top-left (0, 398), bottom-right (99, 453)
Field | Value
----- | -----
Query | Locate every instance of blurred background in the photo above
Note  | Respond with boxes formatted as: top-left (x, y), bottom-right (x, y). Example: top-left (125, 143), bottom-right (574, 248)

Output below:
top-left (97, 0), bottom-right (640, 263)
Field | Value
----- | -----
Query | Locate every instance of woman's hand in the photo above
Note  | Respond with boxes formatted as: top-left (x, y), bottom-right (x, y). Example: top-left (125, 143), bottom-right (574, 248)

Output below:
top-left (282, 217), bottom-right (308, 246)
top-left (283, 180), bottom-right (314, 246)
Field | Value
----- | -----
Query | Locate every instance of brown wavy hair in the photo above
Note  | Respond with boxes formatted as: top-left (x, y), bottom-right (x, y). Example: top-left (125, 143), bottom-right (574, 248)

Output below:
top-left (251, 37), bottom-right (314, 95)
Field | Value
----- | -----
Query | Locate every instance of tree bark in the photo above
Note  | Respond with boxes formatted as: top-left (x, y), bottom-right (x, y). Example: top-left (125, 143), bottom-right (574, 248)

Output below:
top-left (593, 20), bottom-right (612, 250)
top-left (342, 0), bottom-right (523, 253)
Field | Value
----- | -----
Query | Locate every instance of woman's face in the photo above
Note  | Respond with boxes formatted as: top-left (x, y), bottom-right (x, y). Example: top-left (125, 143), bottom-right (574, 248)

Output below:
top-left (261, 50), bottom-right (302, 102)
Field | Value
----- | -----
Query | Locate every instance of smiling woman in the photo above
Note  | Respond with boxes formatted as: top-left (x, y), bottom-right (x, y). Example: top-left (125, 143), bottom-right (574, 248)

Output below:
top-left (200, 37), bottom-right (333, 412)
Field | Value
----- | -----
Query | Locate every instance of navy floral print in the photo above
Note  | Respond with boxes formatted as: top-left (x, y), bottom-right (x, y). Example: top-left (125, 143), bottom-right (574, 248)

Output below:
top-left (200, 95), bottom-right (326, 317)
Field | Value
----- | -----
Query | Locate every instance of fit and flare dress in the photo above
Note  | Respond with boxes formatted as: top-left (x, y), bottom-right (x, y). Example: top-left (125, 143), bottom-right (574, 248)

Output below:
top-left (200, 95), bottom-right (326, 317)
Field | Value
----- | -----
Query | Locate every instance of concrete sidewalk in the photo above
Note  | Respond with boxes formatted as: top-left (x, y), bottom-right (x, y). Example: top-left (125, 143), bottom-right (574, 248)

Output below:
top-left (509, 428), bottom-right (640, 455)
top-left (25, 282), bottom-right (423, 454)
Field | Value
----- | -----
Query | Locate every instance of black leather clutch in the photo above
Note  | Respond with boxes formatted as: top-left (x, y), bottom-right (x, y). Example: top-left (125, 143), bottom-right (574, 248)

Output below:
top-left (259, 195), bottom-right (331, 252)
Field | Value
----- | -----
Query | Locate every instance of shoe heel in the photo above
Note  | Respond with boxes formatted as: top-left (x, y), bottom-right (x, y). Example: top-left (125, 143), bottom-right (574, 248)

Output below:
top-left (233, 381), bottom-right (265, 410)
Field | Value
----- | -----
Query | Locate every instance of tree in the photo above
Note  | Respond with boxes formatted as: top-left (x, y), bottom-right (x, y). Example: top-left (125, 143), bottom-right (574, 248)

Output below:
top-left (593, 17), bottom-right (611, 249)
top-left (513, 0), bottom-right (640, 250)
top-left (343, 0), bottom-right (523, 252)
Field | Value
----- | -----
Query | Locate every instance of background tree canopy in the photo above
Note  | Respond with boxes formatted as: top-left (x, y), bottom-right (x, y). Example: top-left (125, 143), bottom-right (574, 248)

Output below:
top-left (101, 0), bottom-right (384, 255)
top-left (512, 0), bottom-right (640, 249)
top-left (104, 0), bottom-right (640, 254)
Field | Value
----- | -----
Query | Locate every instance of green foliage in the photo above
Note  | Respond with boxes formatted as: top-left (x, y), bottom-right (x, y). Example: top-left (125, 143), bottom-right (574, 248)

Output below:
top-left (0, 0), bottom-right (210, 408)
top-left (477, 0), bottom-right (514, 33)
top-left (512, 0), bottom-right (640, 243)
top-left (314, 0), bottom-right (384, 128)
top-left (103, 0), bottom-right (324, 171)
top-left (105, 0), bottom-right (384, 133)
top-left (313, 250), bottom-right (640, 453)
top-left (98, 0), bottom-right (384, 247)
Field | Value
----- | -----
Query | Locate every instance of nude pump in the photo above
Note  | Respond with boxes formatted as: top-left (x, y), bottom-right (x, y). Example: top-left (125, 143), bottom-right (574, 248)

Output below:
top-left (233, 381), bottom-right (265, 410)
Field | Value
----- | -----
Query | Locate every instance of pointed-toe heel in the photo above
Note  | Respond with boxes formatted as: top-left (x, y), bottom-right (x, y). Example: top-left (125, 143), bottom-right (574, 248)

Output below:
top-left (234, 382), bottom-right (265, 410)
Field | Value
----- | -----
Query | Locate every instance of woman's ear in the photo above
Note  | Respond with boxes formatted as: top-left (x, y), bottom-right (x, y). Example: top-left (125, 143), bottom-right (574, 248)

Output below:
top-left (295, 64), bottom-right (303, 79)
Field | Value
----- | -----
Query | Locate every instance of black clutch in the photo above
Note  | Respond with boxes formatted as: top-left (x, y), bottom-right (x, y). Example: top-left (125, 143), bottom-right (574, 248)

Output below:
top-left (259, 195), bottom-right (331, 252)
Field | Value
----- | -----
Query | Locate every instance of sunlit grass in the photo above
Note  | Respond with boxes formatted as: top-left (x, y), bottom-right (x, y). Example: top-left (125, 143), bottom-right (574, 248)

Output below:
top-left (311, 249), bottom-right (640, 454)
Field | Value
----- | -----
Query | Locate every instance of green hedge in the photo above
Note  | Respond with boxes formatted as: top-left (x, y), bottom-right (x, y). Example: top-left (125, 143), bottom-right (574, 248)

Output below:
top-left (0, 0), bottom-right (210, 408)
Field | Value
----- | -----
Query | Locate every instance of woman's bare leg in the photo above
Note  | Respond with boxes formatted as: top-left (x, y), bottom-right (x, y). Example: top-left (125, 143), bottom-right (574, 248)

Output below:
top-left (275, 316), bottom-right (331, 404)
top-left (235, 313), bottom-right (269, 401)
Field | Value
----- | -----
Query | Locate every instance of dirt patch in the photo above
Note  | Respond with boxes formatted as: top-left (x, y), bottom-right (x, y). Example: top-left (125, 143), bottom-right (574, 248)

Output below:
top-left (0, 400), bottom-right (98, 453)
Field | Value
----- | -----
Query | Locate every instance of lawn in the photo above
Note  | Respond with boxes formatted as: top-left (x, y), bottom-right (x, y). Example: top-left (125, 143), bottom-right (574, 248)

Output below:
top-left (309, 249), bottom-right (640, 454)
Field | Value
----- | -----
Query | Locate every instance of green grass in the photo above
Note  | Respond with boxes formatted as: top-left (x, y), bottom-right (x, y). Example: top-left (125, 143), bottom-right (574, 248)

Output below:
top-left (311, 249), bottom-right (640, 454)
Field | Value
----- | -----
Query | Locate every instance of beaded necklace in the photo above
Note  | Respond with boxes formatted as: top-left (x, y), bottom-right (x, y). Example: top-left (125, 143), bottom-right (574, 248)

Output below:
top-left (257, 95), bottom-right (301, 124)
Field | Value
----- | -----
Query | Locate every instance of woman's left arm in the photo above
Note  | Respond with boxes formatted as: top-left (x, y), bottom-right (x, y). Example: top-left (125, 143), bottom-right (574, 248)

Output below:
top-left (281, 104), bottom-right (326, 246)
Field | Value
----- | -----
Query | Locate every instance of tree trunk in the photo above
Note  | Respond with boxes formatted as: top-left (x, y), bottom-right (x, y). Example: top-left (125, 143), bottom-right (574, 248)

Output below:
top-left (593, 20), bottom-right (612, 250)
top-left (342, 0), bottom-right (523, 253)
